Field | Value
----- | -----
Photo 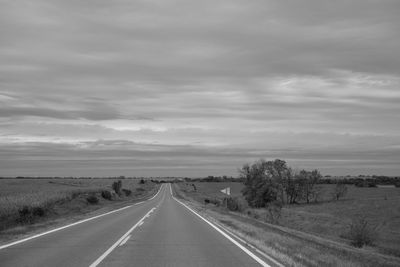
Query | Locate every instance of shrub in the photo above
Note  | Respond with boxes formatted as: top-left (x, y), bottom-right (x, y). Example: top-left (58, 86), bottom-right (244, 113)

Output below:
top-left (265, 200), bottom-right (282, 224)
top-left (86, 195), bottom-right (99, 204)
top-left (204, 198), bottom-right (220, 206)
top-left (139, 179), bottom-right (145, 184)
top-left (18, 206), bottom-right (34, 223)
top-left (17, 206), bottom-right (46, 224)
top-left (122, 189), bottom-right (132, 196)
top-left (224, 197), bottom-right (248, 212)
top-left (101, 190), bottom-right (113, 200)
top-left (112, 180), bottom-right (122, 195)
top-left (32, 207), bottom-right (46, 217)
top-left (347, 217), bottom-right (378, 247)
top-left (247, 209), bottom-right (260, 219)
top-left (332, 183), bottom-right (348, 200)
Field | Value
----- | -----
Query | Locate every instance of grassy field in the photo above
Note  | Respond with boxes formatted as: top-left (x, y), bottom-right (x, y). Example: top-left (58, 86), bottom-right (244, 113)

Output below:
top-left (0, 178), bottom-right (157, 235)
top-left (177, 182), bottom-right (400, 257)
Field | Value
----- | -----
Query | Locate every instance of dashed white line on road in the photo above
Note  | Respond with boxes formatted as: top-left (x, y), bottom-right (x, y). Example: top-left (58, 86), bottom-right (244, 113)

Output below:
top-left (119, 235), bottom-right (131, 247)
top-left (89, 207), bottom-right (156, 267)
top-left (0, 184), bottom-right (163, 251)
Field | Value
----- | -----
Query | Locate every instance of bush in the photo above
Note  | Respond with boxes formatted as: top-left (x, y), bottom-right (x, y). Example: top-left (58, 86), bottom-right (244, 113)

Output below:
top-left (86, 195), bottom-right (99, 204)
top-left (204, 198), bottom-right (220, 206)
top-left (265, 200), bottom-right (282, 224)
top-left (32, 206), bottom-right (46, 217)
top-left (247, 209), bottom-right (260, 219)
top-left (347, 217), bottom-right (378, 247)
top-left (122, 189), bottom-right (132, 196)
top-left (139, 179), bottom-right (145, 184)
top-left (101, 190), bottom-right (113, 200)
top-left (17, 206), bottom-right (46, 224)
top-left (112, 180), bottom-right (122, 195)
top-left (332, 183), bottom-right (348, 200)
top-left (224, 197), bottom-right (248, 212)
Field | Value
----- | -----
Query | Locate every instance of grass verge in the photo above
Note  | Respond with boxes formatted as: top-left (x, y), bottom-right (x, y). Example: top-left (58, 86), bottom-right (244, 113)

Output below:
top-left (0, 181), bottom-right (159, 245)
top-left (172, 184), bottom-right (400, 267)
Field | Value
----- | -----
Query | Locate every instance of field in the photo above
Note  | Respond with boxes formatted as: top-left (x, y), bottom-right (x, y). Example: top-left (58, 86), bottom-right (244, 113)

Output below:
top-left (177, 182), bottom-right (400, 257)
top-left (0, 178), bottom-right (157, 235)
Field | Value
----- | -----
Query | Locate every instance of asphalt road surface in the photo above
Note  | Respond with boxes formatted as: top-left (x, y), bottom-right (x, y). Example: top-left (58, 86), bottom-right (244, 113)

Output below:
top-left (0, 184), bottom-right (281, 267)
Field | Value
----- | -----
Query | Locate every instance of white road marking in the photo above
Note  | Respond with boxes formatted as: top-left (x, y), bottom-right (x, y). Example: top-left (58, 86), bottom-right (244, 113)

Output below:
top-left (118, 235), bottom-right (131, 247)
top-left (138, 221), bottom-right (144, 227)
top-left (211, 219), bottom-right (284, 267)
top-left (148, 184), bottom-right (163, 201)
top-left (170, 184), bottom-right (277, 267)
top-left (0, 205), bottom-right (131, 250)
top-left (0, 184), bottom-right (163, 250)
top-left (89, 207), bottom-right (156, 267)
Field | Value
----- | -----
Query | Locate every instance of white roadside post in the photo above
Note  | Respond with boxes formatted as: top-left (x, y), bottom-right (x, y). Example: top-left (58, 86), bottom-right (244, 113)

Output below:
top-left (220, 187), bottom-right (231, 208)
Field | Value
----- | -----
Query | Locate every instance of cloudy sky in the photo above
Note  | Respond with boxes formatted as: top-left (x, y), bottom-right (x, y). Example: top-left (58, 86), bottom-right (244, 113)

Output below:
top-left (1, 0), bottom-right (400, 177)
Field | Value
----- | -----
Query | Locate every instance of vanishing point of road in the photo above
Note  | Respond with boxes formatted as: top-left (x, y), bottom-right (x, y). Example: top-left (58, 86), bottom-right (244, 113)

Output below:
top-left (0, 184), bottom-right (282, 267)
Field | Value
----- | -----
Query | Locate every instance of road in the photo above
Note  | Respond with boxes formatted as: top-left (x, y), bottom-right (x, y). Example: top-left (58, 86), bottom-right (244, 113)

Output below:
top-left (0, 184), bottom-right (281, 267)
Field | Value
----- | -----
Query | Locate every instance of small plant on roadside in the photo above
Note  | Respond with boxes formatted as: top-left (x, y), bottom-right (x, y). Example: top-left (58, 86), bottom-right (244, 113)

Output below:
top-left (224, 197), bottom-right (248, 212)
top-left (225, 197), bottom-right (239, 211)
top-left (112, 180), bottom-right (122, 195)
top-left (86, 195), bottom-right (99, 204)
top-left (17, 206), bottom-right (47, 224)
top-left (204, 198), bottom-right (220, 206)
top-left (346, 217), bottom-right (378, 247)
top-left (265, 200), bottom-right (283, 224)
top-left (101, 190), bottom-right (113, 200)
top-left (122, 189), bottom-right (132, 196)
top-left (332, 182), bottom-right (348, 201)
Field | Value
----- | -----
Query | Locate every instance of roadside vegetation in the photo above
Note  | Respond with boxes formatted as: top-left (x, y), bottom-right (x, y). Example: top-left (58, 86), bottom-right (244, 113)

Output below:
top-left (0, 178), bottom-right (158, 240)
top-left (173, 158), bottom-right (400, 266)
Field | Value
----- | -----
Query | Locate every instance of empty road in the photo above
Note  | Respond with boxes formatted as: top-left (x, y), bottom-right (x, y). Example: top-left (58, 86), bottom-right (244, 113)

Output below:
top-left (0, 184), bottom-right (280, 267)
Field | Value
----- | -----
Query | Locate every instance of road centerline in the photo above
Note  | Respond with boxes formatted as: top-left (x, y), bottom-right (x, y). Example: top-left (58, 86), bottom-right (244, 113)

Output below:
top-left (88, 206), bottom-right (157, 267)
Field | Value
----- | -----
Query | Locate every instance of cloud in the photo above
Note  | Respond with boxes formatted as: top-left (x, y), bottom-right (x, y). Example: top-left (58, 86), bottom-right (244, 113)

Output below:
top-left (0, 0), bottom-right (399, 176)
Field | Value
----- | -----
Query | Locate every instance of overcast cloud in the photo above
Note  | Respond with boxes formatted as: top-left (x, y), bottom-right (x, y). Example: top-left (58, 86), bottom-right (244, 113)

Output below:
top-left (1, 0), bottom-right (400, 177)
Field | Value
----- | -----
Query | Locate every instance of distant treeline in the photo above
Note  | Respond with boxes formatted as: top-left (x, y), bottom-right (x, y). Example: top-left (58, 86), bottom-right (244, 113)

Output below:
top-left (321, 176), bottom-right (400, 187)
top-left (169, 175), bottom-right (400, 187)
top-left (2, 175), bottom-right (399, 187)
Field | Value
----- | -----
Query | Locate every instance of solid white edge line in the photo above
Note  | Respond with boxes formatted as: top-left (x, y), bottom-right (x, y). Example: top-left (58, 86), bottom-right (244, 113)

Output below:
top-left (211, 219), bottom-right (285, 267)
top-left (89, 207), bottom-right (156, 267)
top-left (148, 184), bottom-right (163, 201)
top-left (0, 184), bottom-right (163, 250)
top-left (169, 184), bottom-right (274, 267)
top-left (118, 235), bottom-right (131, 247)
top-left (0, 205), bottom-right (131, 250)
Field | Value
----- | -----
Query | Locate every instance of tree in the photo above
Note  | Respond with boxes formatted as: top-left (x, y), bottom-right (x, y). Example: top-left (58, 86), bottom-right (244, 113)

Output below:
top-left (240, 159), bottom-right (289, 207)
top-left (332, 182), bottom-right (347, 200)
top-left (299, 169), bottom-right (322, 204)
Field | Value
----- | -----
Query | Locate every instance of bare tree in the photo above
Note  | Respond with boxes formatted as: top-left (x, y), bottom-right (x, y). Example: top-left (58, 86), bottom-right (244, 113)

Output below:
top-left (332, 182), bottom-right (348, 200)
top-left (301, 169), bottom-right (322, 204)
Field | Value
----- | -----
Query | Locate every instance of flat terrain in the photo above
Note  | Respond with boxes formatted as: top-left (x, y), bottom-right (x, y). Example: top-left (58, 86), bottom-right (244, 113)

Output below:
top-left (0, 184), bottom-right (278, 267)
top-left (0, 178), bottom-right (157, 238)
top-left (178, 182), bottom-right (400, 257)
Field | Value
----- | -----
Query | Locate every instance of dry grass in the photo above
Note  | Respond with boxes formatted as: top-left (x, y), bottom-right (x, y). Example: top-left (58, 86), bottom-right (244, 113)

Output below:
top-left (0, 178), bottom-right (157, 232)
top-left (175, 182), bottom-right (400, 266)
